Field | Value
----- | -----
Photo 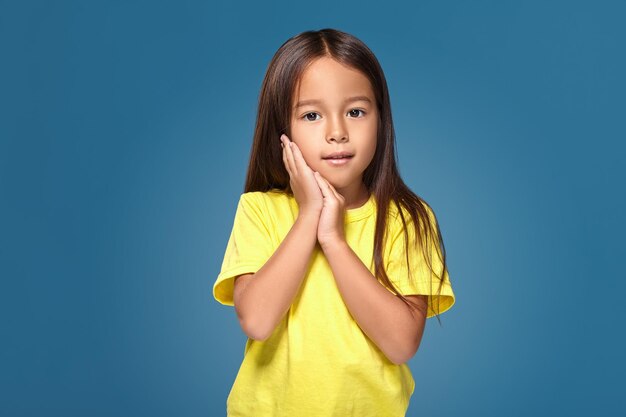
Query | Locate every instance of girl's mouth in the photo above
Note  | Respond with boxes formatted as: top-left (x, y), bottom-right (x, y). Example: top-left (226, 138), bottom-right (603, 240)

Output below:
top-left (323, 156), bottom-right (353, 166)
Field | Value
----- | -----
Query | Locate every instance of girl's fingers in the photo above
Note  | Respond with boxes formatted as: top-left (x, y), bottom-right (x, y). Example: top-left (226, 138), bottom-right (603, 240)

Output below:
top-left (317, 172), bottom-right (344, 202)
top-left (314, 172), bottom-right (332, 199)
top-left (282, 136), bottom-right (298, 175)
top-left (325, 178), bottom-right (342, 201)
top-left (281, 142), bottom-right (292, 177)
top-left (312, 172), bottom-right (324, 196)
top-left (290, 141), bottom-right (311, 173)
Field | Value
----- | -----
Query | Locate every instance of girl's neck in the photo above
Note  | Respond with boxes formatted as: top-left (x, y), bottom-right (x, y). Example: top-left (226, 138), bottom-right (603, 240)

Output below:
top-left (337, 182), bottom-right (370, 210)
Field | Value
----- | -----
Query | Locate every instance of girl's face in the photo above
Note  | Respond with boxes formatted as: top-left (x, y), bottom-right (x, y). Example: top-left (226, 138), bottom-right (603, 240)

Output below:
top-left (289, 57), bottom-right (378, 193)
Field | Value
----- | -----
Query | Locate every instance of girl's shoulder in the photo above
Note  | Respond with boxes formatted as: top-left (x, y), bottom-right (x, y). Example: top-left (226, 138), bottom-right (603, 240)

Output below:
top-left (238, 189), bottom-right (295, 215)
top-left (240, 188), bottom-right (292, 204)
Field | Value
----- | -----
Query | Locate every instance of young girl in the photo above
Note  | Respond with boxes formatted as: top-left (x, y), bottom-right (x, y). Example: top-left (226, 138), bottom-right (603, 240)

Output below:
top-left (213, 28), bottom-right (456, 417)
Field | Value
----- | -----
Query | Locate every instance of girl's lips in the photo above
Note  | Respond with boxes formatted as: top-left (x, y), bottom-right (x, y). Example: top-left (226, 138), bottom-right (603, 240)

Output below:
top-left (324, 156), bottom-right (353, 166)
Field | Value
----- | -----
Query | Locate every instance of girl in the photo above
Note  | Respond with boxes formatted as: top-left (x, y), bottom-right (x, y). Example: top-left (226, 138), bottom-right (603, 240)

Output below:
top-left (213, 28), bottom-right (456, 417)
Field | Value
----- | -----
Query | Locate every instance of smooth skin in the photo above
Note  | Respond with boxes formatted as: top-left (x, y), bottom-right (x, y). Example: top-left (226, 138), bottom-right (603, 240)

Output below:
top-left (234, 57), bottom-right (428, 364)
top-left (288, 56), bottom-right (376, 211)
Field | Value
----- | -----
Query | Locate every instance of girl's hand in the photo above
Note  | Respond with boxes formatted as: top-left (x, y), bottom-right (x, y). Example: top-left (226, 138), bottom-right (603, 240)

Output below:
top-left (281, 134), bottom-right (323, 217)
top-left (312, 171), bottom-right (346, 248)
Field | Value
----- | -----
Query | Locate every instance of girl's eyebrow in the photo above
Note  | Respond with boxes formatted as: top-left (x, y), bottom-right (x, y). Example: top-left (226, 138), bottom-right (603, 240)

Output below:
top-left (294, 96), bottom-right (372, 109)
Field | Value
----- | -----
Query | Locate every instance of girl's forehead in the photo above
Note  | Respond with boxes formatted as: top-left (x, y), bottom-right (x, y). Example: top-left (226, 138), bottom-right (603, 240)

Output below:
top-left (299, 58), bottom-right (370, 88)
top-left (292, 58), bottom-right (374, 105)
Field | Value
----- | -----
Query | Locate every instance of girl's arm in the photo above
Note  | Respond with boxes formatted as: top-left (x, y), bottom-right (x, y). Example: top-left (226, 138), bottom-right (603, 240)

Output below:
top-left (320, 239), bottom-right (427, 365)
top-left (233, 211), bottom-right (319, 341)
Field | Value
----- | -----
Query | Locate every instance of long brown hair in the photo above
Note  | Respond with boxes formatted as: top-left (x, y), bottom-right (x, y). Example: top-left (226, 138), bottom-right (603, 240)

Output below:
top-left (243, 28), bottom-right (449, 324)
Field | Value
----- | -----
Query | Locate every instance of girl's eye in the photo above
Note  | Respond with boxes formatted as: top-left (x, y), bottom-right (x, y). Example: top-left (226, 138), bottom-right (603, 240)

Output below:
top-left (302, 109), bottom-right (366, 121)
top-left (348, 109), bottom-right (366, 118)
top-left (303, 112), bottom-right (320, 121)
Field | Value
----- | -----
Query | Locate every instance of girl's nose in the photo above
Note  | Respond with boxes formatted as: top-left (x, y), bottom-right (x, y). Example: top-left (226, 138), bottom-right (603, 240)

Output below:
top-left (326, 117), bottom-right (348, 143)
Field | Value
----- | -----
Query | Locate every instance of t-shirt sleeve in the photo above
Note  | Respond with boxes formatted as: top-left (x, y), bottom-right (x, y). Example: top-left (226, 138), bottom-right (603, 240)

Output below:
top-left (212, 193), bottom-right (274, 306)
top-left (384, 206), bottom-right (456, 318)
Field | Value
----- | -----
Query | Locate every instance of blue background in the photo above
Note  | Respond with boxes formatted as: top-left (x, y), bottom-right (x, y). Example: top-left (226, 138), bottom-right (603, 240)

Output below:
top-left (1, 0), bottom-right (624, 416)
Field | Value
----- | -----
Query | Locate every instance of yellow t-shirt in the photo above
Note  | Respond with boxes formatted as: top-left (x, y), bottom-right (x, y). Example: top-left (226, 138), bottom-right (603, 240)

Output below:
top-left (213, 190), bottom-right (455, 417)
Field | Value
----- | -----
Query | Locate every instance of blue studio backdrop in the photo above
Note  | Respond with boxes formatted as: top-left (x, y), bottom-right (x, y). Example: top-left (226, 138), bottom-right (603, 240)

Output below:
top-left (1, 1), bottom-right (624, 416)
